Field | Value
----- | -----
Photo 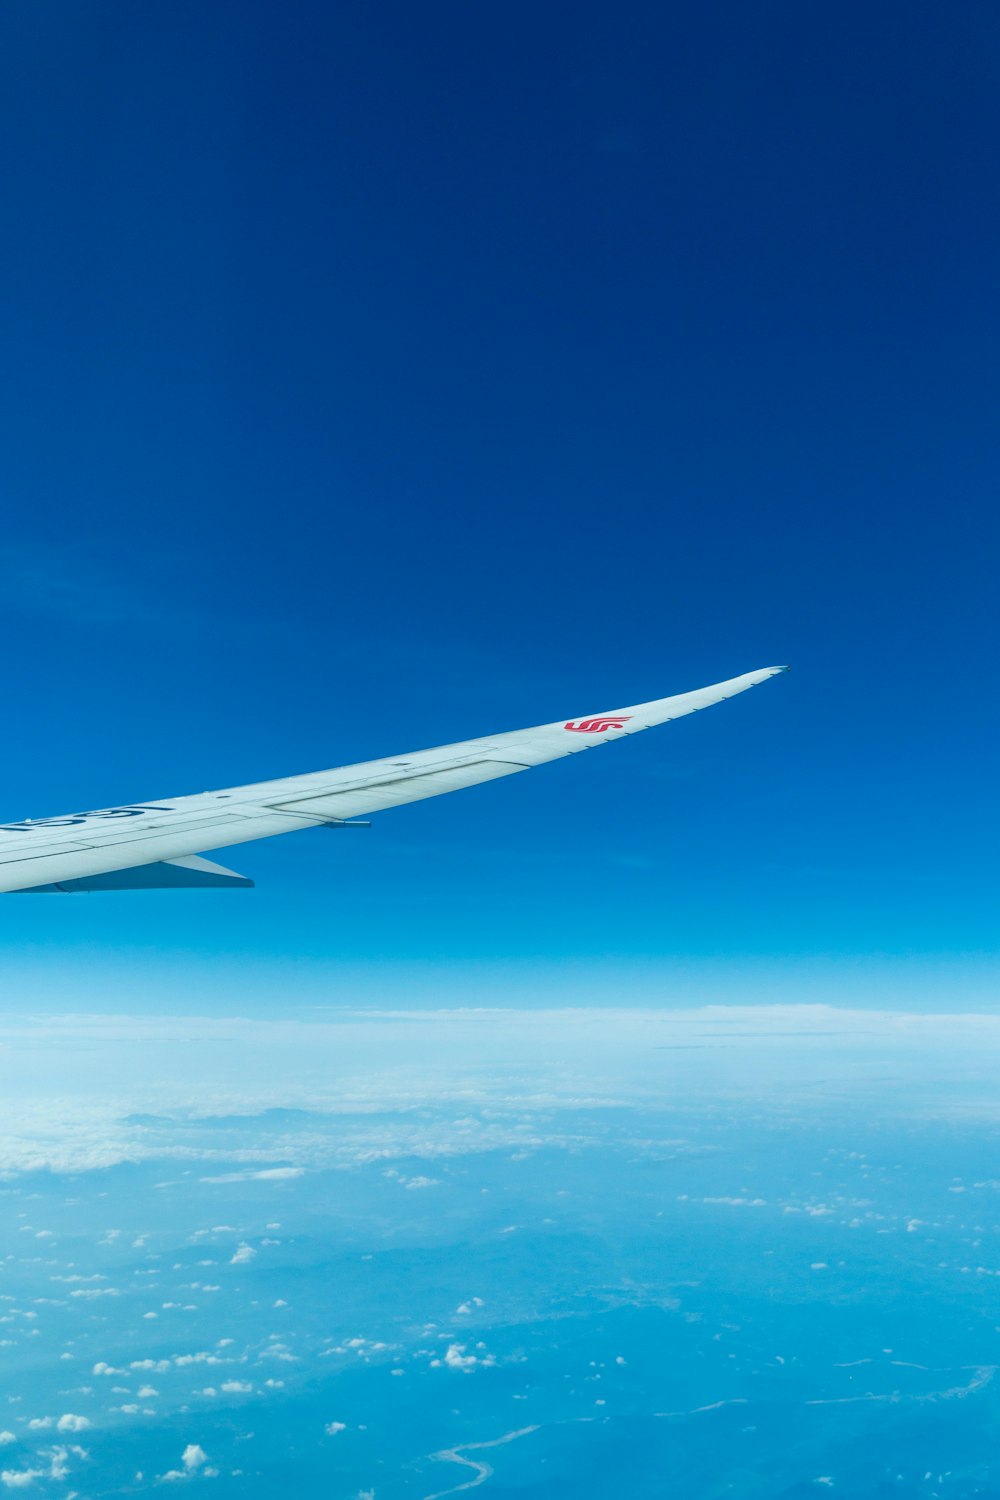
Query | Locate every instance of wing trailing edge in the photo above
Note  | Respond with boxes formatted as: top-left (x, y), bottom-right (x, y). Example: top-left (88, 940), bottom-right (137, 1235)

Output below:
top-left (14, 853), bottom-right (254, 893)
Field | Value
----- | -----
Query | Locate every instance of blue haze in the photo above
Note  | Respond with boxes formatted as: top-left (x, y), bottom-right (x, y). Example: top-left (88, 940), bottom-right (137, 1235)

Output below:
top-left (2, 1006), bottom-right (1000, 1497)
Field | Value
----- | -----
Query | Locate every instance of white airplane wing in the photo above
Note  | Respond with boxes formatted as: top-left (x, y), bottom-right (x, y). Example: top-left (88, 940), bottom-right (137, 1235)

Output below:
top-left (0, 665), bottom-right (786, 893)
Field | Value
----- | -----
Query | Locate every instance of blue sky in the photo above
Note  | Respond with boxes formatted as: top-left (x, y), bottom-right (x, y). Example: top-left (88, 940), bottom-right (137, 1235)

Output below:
top-left (1, 1), bottom-right (999, 1008)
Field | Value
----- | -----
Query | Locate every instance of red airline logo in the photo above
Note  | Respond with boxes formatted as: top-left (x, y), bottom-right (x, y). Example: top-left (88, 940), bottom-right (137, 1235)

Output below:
top-left (564, 715), bottom-right (632, 734)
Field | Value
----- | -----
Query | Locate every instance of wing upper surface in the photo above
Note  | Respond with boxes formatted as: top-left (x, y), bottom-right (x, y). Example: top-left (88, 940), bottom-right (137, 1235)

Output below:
top-left (0, 666), bottom-right (786, 892)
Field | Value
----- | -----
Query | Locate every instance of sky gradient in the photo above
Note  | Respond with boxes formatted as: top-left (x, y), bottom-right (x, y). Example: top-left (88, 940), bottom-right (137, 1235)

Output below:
top-left (1, 2), bottom-right (998, 1008)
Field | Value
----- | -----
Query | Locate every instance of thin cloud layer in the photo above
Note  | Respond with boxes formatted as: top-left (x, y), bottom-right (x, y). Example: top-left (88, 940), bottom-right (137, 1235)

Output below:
top-left (1, 1005), bottom-right (998, 1178)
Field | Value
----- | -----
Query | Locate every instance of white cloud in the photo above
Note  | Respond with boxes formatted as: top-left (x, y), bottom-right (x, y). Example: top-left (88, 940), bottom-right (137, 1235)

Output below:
top-left (0, 1447), bottom-right (78, 1491)
top-left (324, 1422), bottom-right (346, 1436)
top-left (159, 1444), bottom-right (214, 1484)
top-left (402, 1176), bottom-right (439, 1190)
top-left (701, 1197), bottom-right (767, 1208)
top-left (229, 1245), bottom-right (256, 1266)
top-left (137, 1387), bottom-right (158, 1400)
top-left (56, 1416), bottom-right (90, 1434)
top-left (201, 1168), bottom-right (304, 1184)
top-left (430, 1341), bottom-right (498, 1372)
top-left (219, 1382), bottom-right (252, 1395)
top-left (4, 1003), bottom-right (1000, 1183)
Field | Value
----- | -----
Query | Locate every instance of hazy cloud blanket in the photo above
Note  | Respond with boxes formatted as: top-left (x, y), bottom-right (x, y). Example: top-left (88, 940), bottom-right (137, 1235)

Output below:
top-left (1, 1005), bottom-right (999, 1496)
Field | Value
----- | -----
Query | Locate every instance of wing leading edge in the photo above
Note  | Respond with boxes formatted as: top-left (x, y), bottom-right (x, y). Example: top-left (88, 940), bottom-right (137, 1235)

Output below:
top-left (0, 666), bottom-right (786, 893)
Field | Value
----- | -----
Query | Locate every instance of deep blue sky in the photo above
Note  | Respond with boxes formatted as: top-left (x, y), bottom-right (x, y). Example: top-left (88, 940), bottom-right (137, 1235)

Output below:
top-left (1, 1), bottom-right (998, 1007)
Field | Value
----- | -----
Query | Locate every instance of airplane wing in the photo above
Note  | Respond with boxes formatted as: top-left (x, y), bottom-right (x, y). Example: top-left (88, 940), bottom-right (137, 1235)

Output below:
top-left (0, 665), bottom-right (786, 893)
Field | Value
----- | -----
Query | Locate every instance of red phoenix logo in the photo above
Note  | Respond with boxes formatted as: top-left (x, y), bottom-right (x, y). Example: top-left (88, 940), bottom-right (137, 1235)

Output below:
top-left (564, 715), bottom-right (632, 733)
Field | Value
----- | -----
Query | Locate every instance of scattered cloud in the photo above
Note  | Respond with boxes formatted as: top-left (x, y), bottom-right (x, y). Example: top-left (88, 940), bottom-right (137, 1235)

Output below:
top-left (159, 1444), bottom-right (217, 1483)
top-left (431, 1343), bottom-right (496, 1373)
top-left (443, 1344), bottom-right (477, 1370)
top-left (55, 1416), bottom-right (90, 1434)
top-left (0, 1447), bottom-right (80, 1491)
top-left (201, 1168), bottom-right (304, 1184)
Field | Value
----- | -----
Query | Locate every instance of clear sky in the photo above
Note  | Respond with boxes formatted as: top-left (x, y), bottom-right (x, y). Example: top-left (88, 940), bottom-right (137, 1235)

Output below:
top-left (1, 1), bottom-right (998, 1009)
